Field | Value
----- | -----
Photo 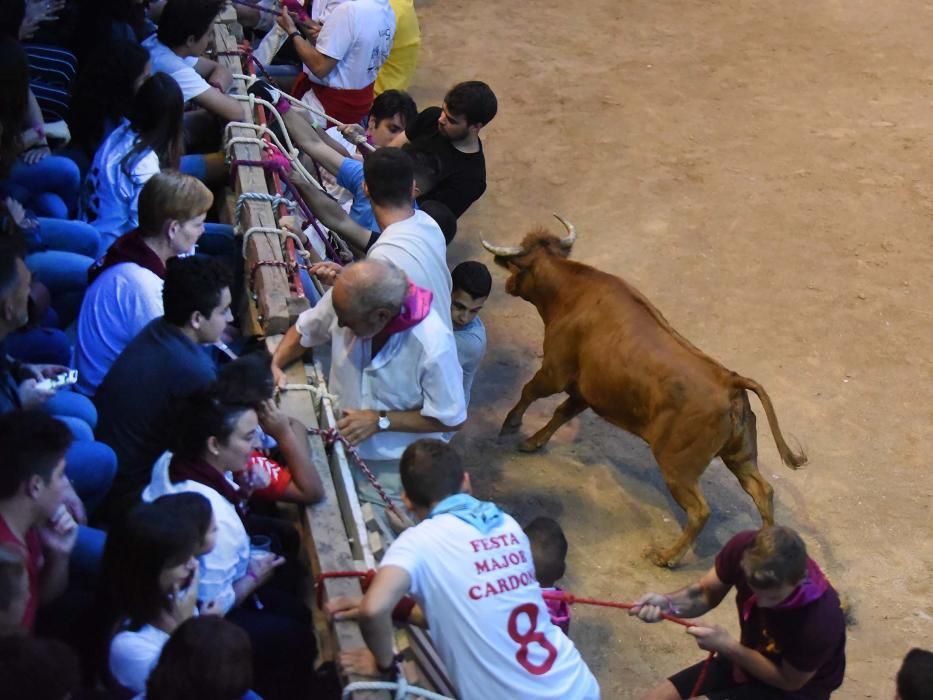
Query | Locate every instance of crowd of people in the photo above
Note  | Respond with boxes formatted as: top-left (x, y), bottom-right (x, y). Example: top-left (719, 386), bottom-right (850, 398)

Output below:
top-left (0, 0), bottom-right (928, 699)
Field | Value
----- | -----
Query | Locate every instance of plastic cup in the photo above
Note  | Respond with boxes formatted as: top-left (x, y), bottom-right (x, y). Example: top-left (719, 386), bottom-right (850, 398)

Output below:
top-left (250, 535), bottom-right (273, 561)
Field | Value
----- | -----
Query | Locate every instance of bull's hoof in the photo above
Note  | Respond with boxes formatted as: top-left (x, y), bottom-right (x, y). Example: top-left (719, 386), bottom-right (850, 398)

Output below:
top-left (644, 545), bottom-right (679, 569)
top-left (517, 439), bottom-right (543, 453)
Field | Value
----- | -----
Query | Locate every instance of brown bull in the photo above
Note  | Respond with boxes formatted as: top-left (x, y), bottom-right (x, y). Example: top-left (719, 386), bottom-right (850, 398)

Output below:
top-left (483, 215), bottom-right (807, 567)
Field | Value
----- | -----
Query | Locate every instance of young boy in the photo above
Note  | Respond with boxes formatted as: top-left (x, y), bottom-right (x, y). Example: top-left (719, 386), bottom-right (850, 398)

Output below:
top-left (524, 516), bottom-right (571, 634)
top-left (450, 261), bottom-right (490, 406)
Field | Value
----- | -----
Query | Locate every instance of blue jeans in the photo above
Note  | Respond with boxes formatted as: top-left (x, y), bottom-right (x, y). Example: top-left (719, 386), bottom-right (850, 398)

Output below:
top-left (33, 216), bottom-right (100, 258)
top-left (4, 327), bottom-right (72, 364)
top-left (6, 154), bottom-right (81, 218)
top-left (64, 439), bottom-right (117, 515)
top-left (45, 390), bottom-right (97, 436)
top-left (25, 250), bottom-right (93, 325)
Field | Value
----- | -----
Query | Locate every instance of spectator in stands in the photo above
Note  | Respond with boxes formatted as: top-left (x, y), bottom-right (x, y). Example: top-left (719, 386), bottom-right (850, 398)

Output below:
top-left (215, 351), bottom-right (325, 505)
top-left (67, 39), bottom-right (152, 172)
top-left (0, 39), bottom-right (99, 324)
top-left (95, 255), bottom-right (232, 519)
top-left (0, 411), bottom-right (77, 632)
top-left (279, 0), bottom-right (396, 125)
top-left (282, 100), bottom-right (439, 235)
top-left (390, 80), bottom-right (497, 218)
top-left (344, 87), bottom-right (417, 150)
top-left (142, 389), bottom-right (319, 700)
top-left (0, 232), bottom-right (117, 512)
top-left (0, 634), bottom-right (80, 700)
top-left (144, 0), bottom-right (243, 140)
top-left (271, 259), bottom-right (465, 504)
top-left (450, 260), bottom-right (490, 407)
top-left (145, 616), bottom-right (256, 700)
top-left (524, 516), bottom-right (571, 634)
top-left (375, 0), bottom-right (420, 95)
top-left (0, 545), bottom-right (28, 632)
top-left (896, 648), bottom-right (933, 700)
top-left (75, 172), bottom-right (211, 396)
top-left (338, 439), bottom-right (600, 699)
top-left (631, 525), bottom-right (847, 700)
top-left (80, 73), bottom-right (184, 251)
top-left (100, 499), bottom-right (202, 695)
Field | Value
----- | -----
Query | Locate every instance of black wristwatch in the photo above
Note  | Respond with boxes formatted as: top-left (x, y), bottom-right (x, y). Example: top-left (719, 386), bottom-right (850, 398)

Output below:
top-left (288, 30), bottom-right (302, 42)
top-left (376, 652), bottom-right (404, 678)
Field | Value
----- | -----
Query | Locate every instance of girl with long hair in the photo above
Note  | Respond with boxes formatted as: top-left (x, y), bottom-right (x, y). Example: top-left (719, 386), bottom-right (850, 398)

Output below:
top-left (80, 72), bottom-right (184, 252)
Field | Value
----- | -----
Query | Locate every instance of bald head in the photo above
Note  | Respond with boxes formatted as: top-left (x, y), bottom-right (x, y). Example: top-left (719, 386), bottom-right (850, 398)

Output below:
top-left (332, 260), bottom-right (409, 338)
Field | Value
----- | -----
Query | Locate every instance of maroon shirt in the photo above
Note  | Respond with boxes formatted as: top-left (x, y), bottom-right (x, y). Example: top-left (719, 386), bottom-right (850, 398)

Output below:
top-left (715, 531), bottom-right (846, 699)
top-left (0, 513), bottom-right (44, 630)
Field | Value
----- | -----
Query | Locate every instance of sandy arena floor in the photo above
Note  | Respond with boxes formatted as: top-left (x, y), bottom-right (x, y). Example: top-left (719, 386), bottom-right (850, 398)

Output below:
top-left (405, 0), bottom-right (933, 697)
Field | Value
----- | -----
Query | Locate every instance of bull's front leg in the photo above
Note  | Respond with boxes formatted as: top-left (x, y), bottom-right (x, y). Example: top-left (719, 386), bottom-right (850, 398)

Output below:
top-left (500, 365), bottom-right (568, 437)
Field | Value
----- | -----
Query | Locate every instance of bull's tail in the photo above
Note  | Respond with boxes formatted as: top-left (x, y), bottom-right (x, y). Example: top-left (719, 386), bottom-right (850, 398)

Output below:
top-left (735, 376), bottom-right (808, 469)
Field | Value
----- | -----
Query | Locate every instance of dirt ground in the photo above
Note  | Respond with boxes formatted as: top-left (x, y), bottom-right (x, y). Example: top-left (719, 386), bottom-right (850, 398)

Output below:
top-left (406, 0), bottom-right (933, 697)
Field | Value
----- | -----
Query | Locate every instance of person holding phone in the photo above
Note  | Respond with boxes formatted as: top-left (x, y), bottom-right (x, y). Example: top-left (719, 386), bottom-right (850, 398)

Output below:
top-left (142, 388), bottom-right (320, 700)
top-left (99, 499), bottom-right (206, 695)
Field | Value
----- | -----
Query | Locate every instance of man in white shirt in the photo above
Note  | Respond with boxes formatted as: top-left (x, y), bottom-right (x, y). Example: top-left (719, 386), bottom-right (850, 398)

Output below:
top-left (144, 0), bottom-right (243, 128)
top-left (335, 439), bottom-right (600, 700)
top-left (271, 259), bottom-right (465, 467)
top-left (75, 173), bottom-right (212, 396)
top-left (305, 147), bottom-right (452, 327)
top-left (278, 0), bottom-right (395, 125)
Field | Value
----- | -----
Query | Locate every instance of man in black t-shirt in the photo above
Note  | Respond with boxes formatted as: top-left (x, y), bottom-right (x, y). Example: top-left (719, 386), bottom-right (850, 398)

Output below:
top-left (390, 81), bottom-right (497, 220)
top-left (630, 526), bottom-right (846, 700)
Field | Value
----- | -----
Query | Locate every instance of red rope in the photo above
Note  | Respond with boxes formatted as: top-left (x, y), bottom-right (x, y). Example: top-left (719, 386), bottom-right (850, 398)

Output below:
top-left (308, 427), bottom-right (400, 515)
top-left (542, 590), bottom-right (714, 698)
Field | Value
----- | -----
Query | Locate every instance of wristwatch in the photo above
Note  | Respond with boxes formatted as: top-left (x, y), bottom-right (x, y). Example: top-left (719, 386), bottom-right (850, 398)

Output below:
top-left (377, 410), bottom-right (391, 431)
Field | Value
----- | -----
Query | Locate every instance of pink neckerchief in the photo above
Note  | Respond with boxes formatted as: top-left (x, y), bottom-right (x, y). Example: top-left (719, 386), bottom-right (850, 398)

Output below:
top-left (741, 558), bottom-right (830, 621)
top-left (377, 282), bottom-right (433, 339)
top-left (542, 586), bottom-right (571, 634)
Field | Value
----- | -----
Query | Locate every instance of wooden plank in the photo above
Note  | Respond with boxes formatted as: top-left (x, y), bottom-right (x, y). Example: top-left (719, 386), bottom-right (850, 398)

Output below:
top-left (310, 360), bottom-right (377, 569)
top-left (264, 336), bottom-right (389, 700)
top-left (218, 2), bottom-right (244, 41)
top-left (214, 22), bottom-right (293, 335)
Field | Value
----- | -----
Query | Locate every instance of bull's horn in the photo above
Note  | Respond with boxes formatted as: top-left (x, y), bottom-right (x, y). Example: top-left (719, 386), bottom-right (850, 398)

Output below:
top-left (481, 238), bottom-right (526, 257)
top-left (553, 213), bottom-right (576, 248)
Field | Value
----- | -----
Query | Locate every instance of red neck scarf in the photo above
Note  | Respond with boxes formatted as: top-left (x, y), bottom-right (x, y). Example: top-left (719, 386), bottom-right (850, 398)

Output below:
top-left (169, 454), bottom-right (248, 524)
top-left (88, 229), bottom-right (165, 284)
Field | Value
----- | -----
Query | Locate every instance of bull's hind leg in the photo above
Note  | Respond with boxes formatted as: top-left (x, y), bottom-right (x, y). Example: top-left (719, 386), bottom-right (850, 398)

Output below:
top-left (646, 451), bottom-right (712, 568)
top-left (500, 362), bottom-right (571, 436)
top-left (518, 389), bottom-right (588, 452)
top-left (720, 404), bottom-right (775, 526)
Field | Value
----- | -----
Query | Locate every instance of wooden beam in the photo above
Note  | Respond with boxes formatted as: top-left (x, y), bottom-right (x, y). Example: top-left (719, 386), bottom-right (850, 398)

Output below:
top-left (265, 337), bottom-right (389, 700)
top-left (214, 21), bottom-right (296, 335)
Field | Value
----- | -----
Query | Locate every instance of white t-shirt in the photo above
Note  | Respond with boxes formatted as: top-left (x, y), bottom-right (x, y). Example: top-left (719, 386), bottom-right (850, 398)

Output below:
top-left (296, 295), bottom-right (465, 460)
top-left (381, 513), bottom-right (600, 700)
top-left (81, 120), bottom-right (159, 251)
top-left (75, 262), bottom-right (164, 396)
top-left (143, 34), bottom-right (211, 102)
top-left (454, 316), bottom-right (486, 406)
top-left (367, 210), bottom-right (452, 328)
top-left (109, 623), bottom-right (170, 694)
top-left (143, 452), bottom-right (250, 613)
top-left (306, 0), bottom-right (395, 89)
